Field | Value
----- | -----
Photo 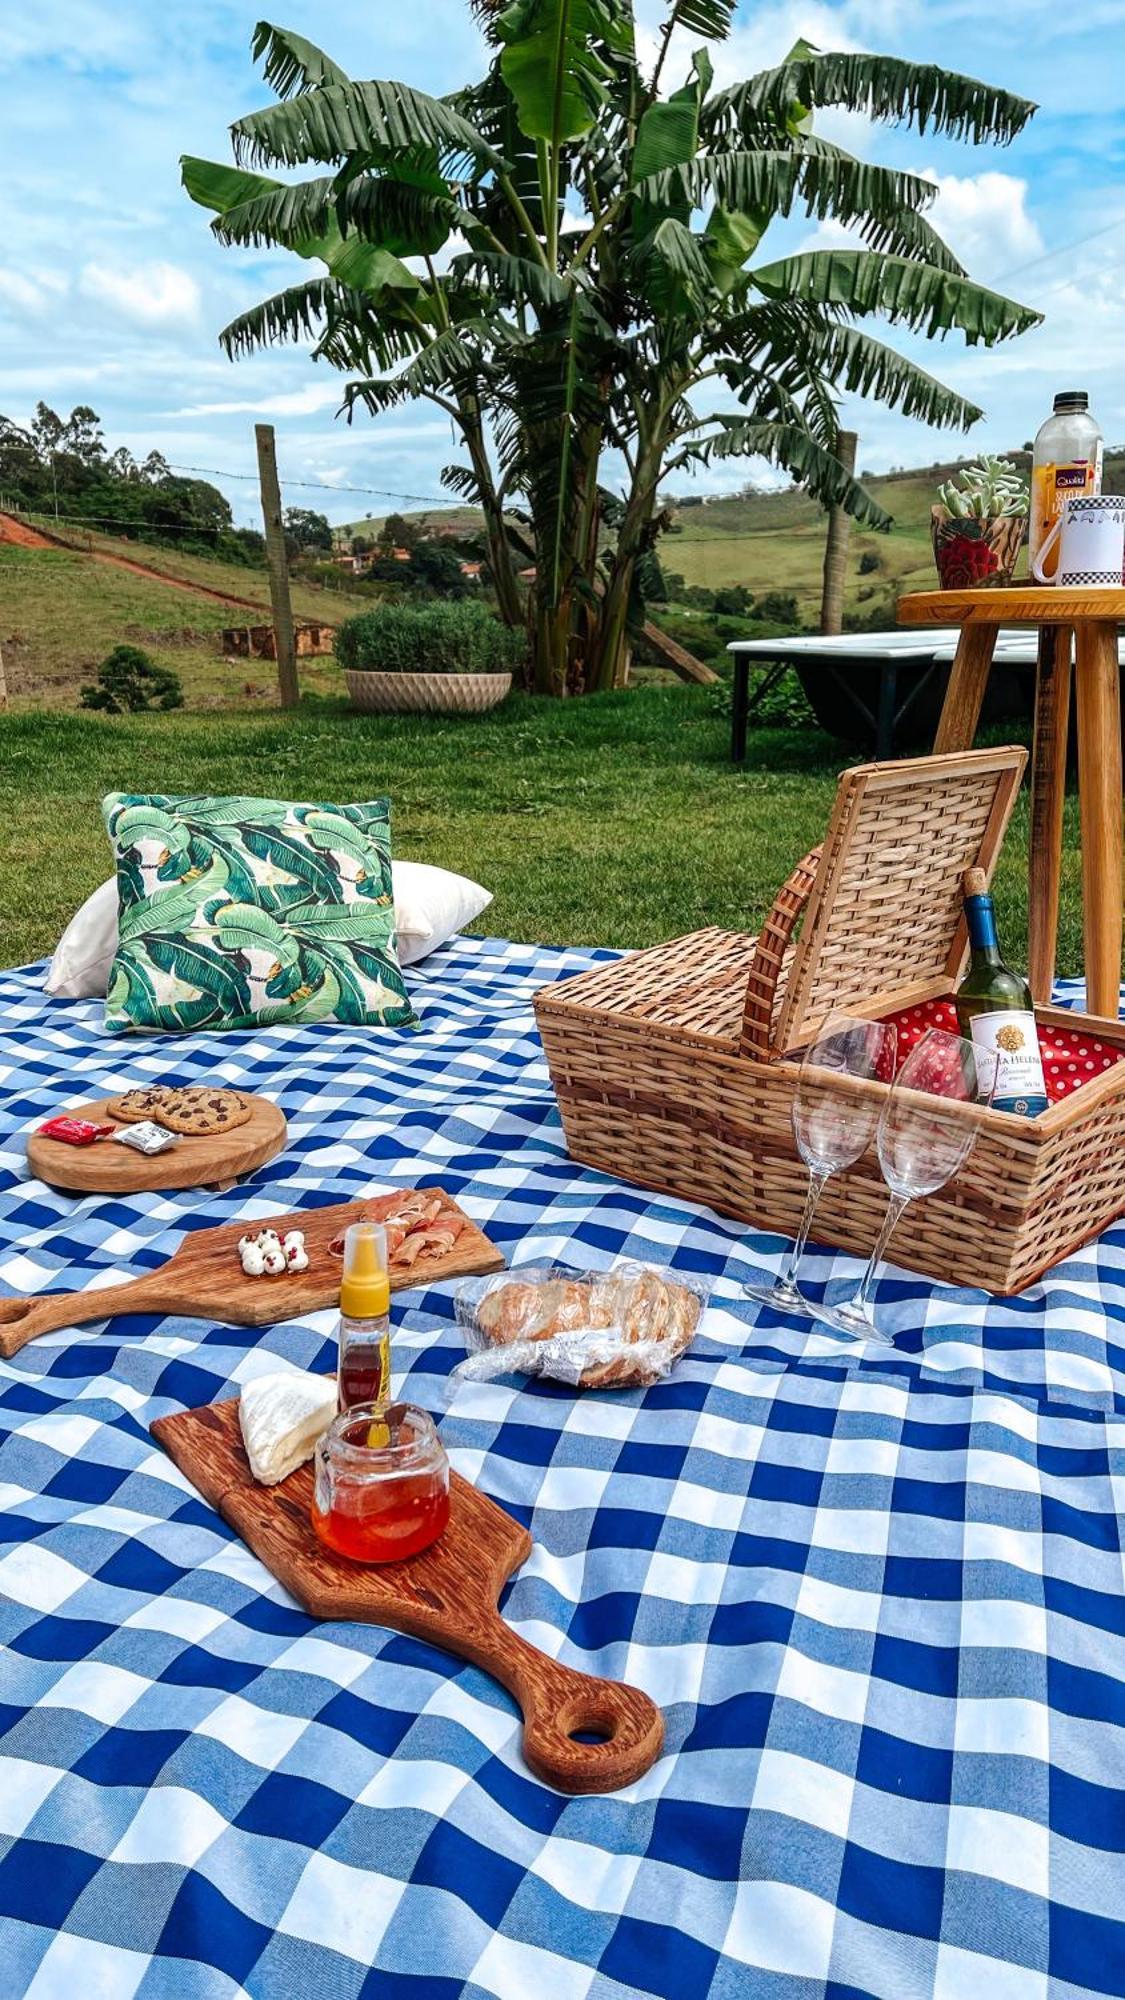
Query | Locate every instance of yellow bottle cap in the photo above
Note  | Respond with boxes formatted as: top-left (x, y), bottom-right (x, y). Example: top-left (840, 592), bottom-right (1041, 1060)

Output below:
top-left (339, 1219), bottom-right (390, 1319)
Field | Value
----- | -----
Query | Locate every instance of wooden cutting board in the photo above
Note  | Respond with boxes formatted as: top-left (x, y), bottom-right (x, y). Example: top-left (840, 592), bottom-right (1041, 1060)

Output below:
top-left (152, 1393), bottom-right (664, 1795)
top-left (27, 1094), bottom-right (288, 1194)
top-left (0, 1190), bottom-right (503, 1359)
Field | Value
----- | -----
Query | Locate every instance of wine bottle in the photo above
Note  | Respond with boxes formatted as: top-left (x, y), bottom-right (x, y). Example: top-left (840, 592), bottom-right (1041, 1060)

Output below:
top-left (955, 869), bottom-right (1048, 1117)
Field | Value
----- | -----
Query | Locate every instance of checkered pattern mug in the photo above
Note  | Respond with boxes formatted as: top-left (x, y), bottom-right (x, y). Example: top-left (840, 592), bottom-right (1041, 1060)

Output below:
top-left (1031, 491), bottom-right (1125, 586)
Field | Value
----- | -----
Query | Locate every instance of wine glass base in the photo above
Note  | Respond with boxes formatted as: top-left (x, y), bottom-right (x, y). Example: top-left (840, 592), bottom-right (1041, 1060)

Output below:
top-left (811, 1300), bottom-right (897, 1347)
top-left (742, 1280), bottom-right (814, 1318)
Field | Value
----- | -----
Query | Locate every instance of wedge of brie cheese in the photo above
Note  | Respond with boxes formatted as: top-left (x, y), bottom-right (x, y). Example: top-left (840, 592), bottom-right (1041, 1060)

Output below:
top-left (239, 1370), bottom-right (337, 1486)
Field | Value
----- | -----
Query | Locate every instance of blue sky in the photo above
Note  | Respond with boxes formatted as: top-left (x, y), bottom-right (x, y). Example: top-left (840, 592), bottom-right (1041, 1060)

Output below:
top-left (2, 0), bottom-right (1124, 529)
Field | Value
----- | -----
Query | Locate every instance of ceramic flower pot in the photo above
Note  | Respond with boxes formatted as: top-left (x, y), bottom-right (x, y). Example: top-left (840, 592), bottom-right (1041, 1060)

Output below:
top-left (931, 506), bottom-right (1025, 590)
top-left (344, 670), bottom-right (512, 714)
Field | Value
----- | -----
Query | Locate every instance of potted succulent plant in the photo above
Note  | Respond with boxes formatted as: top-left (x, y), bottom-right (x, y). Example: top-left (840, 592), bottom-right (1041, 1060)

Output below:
top-left (931, 456), bottom-right (1029, 589)
top-left (335, 602), bottom-right (525, 714)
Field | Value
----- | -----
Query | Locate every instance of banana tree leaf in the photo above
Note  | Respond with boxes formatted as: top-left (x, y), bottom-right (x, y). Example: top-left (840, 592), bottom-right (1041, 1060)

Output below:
top-left (704, 206), bottom-right (764, 291)
top-left (705, 50), bottom-right (1036, 148)
top-left (631, 50), bottom-right (712, 186)
top-left (230, 80), bottom-right (503, 176)
top-left (751, 250), bottom-right (1041, 344)
top-left (250, 22), bottom-right (351, 97)
top-left (495, 0), bottom-right (614, 145)
top-left (184, 157), bottom-right (421, 300)
top-left (694, 416), bottom-right (893, 528)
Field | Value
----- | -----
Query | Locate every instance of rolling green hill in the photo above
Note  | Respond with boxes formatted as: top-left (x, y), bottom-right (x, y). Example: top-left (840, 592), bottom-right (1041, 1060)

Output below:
top-left (355, 447), bottom-right (1125, 629)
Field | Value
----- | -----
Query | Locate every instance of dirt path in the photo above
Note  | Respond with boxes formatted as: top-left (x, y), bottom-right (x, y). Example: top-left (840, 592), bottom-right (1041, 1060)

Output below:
top-left (0, 511), bottom-right (276, 616)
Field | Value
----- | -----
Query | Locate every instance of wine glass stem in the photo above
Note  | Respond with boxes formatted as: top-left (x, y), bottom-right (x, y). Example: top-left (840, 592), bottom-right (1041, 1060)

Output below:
top-left (851, 1192), bottom-right (911, 1315)
top-left (780, 1170), bottom-right (830, 1289)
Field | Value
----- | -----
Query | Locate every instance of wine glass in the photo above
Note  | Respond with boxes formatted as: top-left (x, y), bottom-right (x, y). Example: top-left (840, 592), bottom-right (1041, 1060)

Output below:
top-left (815, 1027), bottom-right (986, 1344)
top-left (744, 1014), bottom-right (897, 1315)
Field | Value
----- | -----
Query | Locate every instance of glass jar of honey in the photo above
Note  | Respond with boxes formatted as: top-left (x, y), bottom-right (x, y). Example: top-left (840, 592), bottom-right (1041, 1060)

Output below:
top-left (311, 1401), bottom-right (450, 1564)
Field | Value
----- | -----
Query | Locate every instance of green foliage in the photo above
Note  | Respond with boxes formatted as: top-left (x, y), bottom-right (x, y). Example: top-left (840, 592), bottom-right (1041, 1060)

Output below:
top-left (0, 403), bottom-right (243, 558)
top-left (79, 645), bottom-right (184, 715)
top-left (335, 601), bottom-right (528, 676)
top-left (284, 506), bottom-right (333, 553)
top-left (713, 584), bottom-right (753, 615)
top-left (755, 590), bottom-right (800, 624)
top-left (858, 549), bottom-right (881, 575)
top-left (182, 8), bottom-right (1041, 695)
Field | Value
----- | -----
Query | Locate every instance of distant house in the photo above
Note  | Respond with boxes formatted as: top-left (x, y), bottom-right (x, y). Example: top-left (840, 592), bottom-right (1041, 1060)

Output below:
top-left (459, 560), bottom-right (483, 582)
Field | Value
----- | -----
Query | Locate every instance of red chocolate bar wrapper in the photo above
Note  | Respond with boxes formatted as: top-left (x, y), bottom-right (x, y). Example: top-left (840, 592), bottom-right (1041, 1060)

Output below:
top-left (37, 1117), bottom-right (115, 1147)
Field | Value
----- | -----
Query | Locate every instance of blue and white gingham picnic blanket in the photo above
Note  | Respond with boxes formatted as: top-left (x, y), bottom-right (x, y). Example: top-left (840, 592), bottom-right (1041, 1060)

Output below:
top-left (2, 934), bottom-right (1125, 1999)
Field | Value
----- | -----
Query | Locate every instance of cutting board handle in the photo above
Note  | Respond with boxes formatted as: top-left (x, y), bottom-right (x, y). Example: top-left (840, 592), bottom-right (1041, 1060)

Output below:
top-left (0, 1278), bottom-right (169, 1357)
top-left (465, 1609), bottom-right (664, 1794)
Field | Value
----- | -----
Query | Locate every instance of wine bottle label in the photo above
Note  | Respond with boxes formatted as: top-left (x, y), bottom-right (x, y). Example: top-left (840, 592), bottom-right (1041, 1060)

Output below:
top-left (969, 1011), bottom-right (1048, 1116)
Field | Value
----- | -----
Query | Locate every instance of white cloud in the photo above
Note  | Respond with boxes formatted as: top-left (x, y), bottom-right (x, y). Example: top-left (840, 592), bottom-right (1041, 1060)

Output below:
top-left (168, 384), bottom-right (346, 420)
top-left (921, 169), bottom-right (1044, 277)
top-left (78, 260), bottom-right (200, 327)
top-left (0, 268), bottom-right (52, 314)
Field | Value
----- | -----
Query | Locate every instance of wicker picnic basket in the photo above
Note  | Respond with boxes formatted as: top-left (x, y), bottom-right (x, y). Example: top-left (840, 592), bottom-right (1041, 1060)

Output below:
top-left (535, 746), bottom-right (1125, 1295)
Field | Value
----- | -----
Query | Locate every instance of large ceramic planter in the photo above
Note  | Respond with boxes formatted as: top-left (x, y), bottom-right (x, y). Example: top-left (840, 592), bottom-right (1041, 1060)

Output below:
top-left (345, 669), bottom-right (512, 715)
top-left (931, 505), bottom-right (1025, 589)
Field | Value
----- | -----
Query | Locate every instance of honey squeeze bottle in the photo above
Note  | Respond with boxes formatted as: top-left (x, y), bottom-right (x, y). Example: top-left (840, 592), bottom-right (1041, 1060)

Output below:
top-left (337, 1220), bottom-right (391, 1413)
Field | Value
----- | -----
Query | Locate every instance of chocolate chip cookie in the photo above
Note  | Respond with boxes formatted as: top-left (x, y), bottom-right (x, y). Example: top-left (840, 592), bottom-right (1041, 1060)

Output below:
top-left (107, 1085), bottom-right (251, 1135)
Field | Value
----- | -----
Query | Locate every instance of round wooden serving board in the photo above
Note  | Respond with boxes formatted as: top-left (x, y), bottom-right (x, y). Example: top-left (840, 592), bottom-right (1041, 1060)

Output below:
top-left (27, 1094), bottom-right (288, 1193)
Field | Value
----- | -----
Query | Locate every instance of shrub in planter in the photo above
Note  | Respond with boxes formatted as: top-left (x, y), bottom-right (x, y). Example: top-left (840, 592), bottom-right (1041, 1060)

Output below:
top-left (336, 602), bottom-right (527, 677)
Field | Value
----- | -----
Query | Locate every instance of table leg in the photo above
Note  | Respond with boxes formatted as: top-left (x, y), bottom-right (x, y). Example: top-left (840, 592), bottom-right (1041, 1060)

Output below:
top-left (731, 654), bottom-right (749, 765)
top-left (875, 662), bottom-right (898, 760)
top-left (1074, 621), bottom-right (1123, 1019)
top-left (933, 625), bottom-right (998, 752)
top-left (1028, 627), bottom-right (1072, 1003)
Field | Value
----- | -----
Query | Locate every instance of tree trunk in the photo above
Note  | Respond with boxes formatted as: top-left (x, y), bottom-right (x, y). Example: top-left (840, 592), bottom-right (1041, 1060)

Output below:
top-left (819, 428), bottom-right (858, 636)
top-left (533, 589), bottom-right (573, 696)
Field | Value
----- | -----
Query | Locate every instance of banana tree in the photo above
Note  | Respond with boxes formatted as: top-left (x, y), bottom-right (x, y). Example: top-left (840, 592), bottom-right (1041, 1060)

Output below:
top-left (183, 9), bottom-right (1041, 694)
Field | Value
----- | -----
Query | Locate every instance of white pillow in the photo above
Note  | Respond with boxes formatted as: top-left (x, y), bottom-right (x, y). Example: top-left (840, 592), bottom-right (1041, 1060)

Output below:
top-left (391, 860), bottom-right (492, 967)
top-left (46, 860), bottom-right (492, 997)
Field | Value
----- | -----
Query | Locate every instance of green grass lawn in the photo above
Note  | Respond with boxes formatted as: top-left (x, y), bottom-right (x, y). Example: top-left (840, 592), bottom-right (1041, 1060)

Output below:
top-left (0, 684), bottom-right (1081, 980)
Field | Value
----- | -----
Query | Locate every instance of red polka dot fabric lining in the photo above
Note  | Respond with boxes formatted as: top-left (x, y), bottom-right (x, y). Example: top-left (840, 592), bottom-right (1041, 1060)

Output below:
top-left (882, 997), bottom-right (1125, 1104)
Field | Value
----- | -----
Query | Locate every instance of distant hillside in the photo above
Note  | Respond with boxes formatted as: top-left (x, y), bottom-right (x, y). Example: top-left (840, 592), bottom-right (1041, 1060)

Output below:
top-left (352, 448), bottom-right (1125, 628)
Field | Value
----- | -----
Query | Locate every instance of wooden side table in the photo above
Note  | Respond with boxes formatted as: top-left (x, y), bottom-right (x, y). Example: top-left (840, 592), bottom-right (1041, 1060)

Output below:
top-left (899, 587), bottom-right (1124, 1018)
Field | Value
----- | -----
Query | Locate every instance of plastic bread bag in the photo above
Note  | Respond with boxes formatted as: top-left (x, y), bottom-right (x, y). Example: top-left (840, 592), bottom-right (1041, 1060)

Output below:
top-left (452, 1260), bottom-right (710, 1390)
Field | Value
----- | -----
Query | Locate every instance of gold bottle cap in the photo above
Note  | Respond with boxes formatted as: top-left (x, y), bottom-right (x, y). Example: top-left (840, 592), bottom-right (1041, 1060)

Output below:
top-left (339, 1219), bottom-right (390, 1319)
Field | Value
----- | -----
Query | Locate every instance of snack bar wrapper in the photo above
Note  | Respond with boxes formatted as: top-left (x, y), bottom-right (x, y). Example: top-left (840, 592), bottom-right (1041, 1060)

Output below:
top-left (452, 1260), bottom-right (710, 1390)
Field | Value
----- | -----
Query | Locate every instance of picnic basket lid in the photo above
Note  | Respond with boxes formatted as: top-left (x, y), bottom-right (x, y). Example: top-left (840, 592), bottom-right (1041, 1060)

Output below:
top-left (760, 745), bottom-right (1027, 1059)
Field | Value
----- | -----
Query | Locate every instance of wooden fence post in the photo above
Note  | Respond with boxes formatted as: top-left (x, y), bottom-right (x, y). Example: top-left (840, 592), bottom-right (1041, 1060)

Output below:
top-left (254, 423), bottom-right (299, 709)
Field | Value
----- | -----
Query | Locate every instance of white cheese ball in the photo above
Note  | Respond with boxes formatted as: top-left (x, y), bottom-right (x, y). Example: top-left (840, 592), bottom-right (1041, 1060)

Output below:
top-left (258, 1229), bottom-right (281, 1249)
top-left (286, 1246), bottom-right (310, 1273)
top-left (282, 1230), bottom-right (305, 1252)
top-left (262, 1246), bottom-right (287, 1276)
top-left (240, 1243), bottom-right (267, 1277)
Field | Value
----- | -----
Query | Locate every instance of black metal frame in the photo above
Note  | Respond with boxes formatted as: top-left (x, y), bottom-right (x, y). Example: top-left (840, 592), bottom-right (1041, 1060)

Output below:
top-left (729, 647), bottom-right (944, 763)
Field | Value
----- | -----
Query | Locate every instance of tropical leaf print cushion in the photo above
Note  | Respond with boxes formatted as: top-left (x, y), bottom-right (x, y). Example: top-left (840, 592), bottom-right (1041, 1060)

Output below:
top-left (101, 793), bottom-right (417, 1034)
